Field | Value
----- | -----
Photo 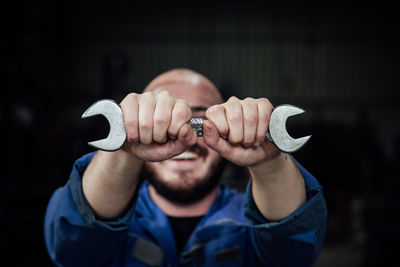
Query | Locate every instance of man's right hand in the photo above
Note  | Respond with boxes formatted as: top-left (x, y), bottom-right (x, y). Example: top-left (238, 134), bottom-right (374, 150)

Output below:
top-left (82, 90), bottom-right (197, 219)
top-left (120, 90), bottom-right (197, 162)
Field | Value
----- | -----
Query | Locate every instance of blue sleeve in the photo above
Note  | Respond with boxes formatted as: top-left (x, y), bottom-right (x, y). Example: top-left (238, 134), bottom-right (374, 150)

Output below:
top-left (244, 158), bottom-right (327, 267)
top-left (44, 152), bottom-right (136, 266)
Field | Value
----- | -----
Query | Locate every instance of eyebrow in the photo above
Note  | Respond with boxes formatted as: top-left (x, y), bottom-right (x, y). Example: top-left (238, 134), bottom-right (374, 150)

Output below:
top-left (190, 106), bottom-right (208, 112)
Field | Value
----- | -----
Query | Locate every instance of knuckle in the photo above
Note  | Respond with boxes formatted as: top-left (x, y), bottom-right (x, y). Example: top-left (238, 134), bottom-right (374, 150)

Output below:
top-left (127, 133), bottom-right (139, 143)
top-left (158, 90), bottom-right (170, 96)
top-left (227, 96), bottom-right (240, 103)
top-left (121, 93), bottom-right (138, 106)
top-left (206, 105), bottom-right (218, 114)
top-left (126, 92), bottom-right (138, 100)
top-left (175, 109), bottom-right (187, 121)
top-left (258, 97), bottom-right (272, 106)
top-left (176, 98), bottom-right (188, 106)
top-left (228, 112), bottom-right (242, 124)
top-left (244, 114), bottom-right (257, 125)
top-left (206, 105), bottom-right (223, 117)
top-left (174, 106), bottom-right (191, 121)
top-left (154, 113), bottom-right (169, 125)
top-left (158, 93), bottom-right (174, 104)
top-left (244, 97), bottom-right (255, 102)
top-left (243, 98), bottom-right (258, 110)
top-left (139, 120), bottom-right (152, 130)
top-left (139, 92), bottom-right (156, 105)
top-left (141, 91), bottom-right (155, 101)
top-left (165, 95), bottom-right (175, 104)
top-left (125, 116), bottom-right (137, 128)
top-left (225, 100), bottom-right (241, 110)
top-left (142, 91), bottom-right (154, 97)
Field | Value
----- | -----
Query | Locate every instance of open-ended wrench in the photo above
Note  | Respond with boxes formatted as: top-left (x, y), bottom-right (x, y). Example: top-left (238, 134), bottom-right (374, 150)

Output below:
top-left (81, 99), bottom-right (311, 153)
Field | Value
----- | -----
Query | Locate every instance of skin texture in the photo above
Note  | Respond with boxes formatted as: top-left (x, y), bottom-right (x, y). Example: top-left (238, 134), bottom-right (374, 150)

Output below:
top-left (82, 68), bottom-right (306, 221)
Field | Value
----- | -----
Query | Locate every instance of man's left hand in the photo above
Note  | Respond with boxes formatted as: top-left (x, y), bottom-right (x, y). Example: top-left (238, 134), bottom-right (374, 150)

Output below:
top-left (203, 96), bottom-right (280, 166)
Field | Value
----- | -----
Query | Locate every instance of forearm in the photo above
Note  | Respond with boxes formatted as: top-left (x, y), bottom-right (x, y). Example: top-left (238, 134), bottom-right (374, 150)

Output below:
top-left (248, 152), bottom-right (306, 221)
top-left (82, 149), bottom-right (143, 219)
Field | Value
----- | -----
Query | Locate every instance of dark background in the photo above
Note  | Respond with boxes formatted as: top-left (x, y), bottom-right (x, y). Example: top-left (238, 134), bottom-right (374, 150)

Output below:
top-left (2, 1), bottom-right (399, 266)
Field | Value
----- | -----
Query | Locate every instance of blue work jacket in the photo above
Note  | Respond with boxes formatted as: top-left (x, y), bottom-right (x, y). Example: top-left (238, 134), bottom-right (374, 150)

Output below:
top-left (44, 152), bottom-right (327, 266)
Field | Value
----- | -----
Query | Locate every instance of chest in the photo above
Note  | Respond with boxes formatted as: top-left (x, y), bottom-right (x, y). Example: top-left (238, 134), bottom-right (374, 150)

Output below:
top-left (122, 222), bottom-right (255, 266)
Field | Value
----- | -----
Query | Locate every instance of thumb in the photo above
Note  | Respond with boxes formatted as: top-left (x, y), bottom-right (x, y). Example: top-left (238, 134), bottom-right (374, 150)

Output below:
top-left (177, 123), bottom-right (197, 147)
top-left (203, 120), bottom-right (232, 154)
top-left (202, 120), bottom-right (219, 146)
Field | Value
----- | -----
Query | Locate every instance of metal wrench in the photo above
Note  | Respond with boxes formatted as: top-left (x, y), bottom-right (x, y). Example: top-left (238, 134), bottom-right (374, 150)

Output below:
top-left (81, 99), bottom-right (311, 153)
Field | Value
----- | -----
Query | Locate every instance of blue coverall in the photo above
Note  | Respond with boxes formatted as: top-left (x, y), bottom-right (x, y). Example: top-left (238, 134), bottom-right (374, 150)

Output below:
top-left (44, 152), bottom-right (327, 266)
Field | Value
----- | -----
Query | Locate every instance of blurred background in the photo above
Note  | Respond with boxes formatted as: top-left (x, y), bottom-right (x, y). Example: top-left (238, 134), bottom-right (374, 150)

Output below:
top-left (2, 1), bottom-right (399, 266)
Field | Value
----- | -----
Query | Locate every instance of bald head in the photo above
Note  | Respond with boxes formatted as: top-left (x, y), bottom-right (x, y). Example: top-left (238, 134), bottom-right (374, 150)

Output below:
top-left (144, 68), bottom-right (223, 105)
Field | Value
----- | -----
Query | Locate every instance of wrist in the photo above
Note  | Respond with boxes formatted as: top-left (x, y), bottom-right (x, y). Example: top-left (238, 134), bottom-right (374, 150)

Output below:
top-left (248, 152), bottom-right (292, 181)
top-left (104, 149), bottom-right (144, 179)
top-left (86, 149), bottom-right (144, 187)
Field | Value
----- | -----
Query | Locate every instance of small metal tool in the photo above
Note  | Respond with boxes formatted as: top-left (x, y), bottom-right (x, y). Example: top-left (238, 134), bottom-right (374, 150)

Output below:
top-left (82, 99), bottom-right (311, 153)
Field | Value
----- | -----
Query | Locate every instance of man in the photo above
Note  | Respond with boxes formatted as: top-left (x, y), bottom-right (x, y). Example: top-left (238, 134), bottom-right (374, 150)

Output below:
top-left (44, 68), bottom-right (327, 266)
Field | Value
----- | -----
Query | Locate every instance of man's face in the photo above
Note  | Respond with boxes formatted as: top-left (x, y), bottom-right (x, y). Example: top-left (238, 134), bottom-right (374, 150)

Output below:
top-left (143, 76), bottom-right (224, 204)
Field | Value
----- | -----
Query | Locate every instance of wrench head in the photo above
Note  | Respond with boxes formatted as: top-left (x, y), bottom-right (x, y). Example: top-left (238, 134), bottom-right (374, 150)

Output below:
top-left (81, 99), bottom-right (126, 151)
top-left (269, 104), bottom-right (311, 153)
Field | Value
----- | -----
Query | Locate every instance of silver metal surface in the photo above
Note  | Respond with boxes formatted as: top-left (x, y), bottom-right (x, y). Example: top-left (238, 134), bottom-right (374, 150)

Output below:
top-left (188, 117), bottom-right (205, 136)
top-left (82, 100), bottom-right (311, 153)
top-left (269, 104), bottom-right (311, 153)
top-left (81, 99), bottom-right (127, 151)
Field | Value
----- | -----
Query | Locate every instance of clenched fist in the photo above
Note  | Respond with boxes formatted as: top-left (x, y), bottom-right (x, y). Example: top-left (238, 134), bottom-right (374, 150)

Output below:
top-left (204, 96), bottom-right (280, 166)
top-left (120, 90), bottom-right (197, 161)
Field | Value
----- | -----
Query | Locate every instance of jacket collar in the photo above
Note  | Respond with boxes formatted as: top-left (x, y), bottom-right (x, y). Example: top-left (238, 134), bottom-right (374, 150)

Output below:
top-left (132, 180), bottom-right (239, 257)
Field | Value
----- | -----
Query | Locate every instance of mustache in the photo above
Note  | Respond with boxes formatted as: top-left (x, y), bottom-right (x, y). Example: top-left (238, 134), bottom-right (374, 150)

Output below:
top-left (187, 142), bottom-right (208, 157)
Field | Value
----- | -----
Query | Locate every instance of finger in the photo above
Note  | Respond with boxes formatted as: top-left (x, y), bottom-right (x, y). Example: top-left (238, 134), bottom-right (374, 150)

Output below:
top-left (203, 119), bottom-right (268, 166)
top-left (242, 97), bottom-right (258, 147)
top-left (121, 93), bottom-right (139, 143)
top-left (205, 104), bottom-right (229, 139)
top-left (154, 89), bottom-right (169, 99)
top-left (149, 124), bottom-right (196, 160)
top-left (224, 96), bottom-right (243, 145)
top-left (138, 92), bottom-right (156, 145)
top-left (203, 119), bottom-right (233, 156)
top-left (153, 94), bottom-right (175, 143)
top-left (155, 124), bottom-right (196, 160)
top-left (168, 99), bottom-right (192, 139)
top-left (177, 123), bottom-right (197, 147)
top-left (255, 98), bottom-right (273, 146)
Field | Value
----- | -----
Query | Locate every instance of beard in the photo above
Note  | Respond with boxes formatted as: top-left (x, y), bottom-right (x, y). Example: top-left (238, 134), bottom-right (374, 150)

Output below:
top-left (140, 153), bottom-right (227, 205)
